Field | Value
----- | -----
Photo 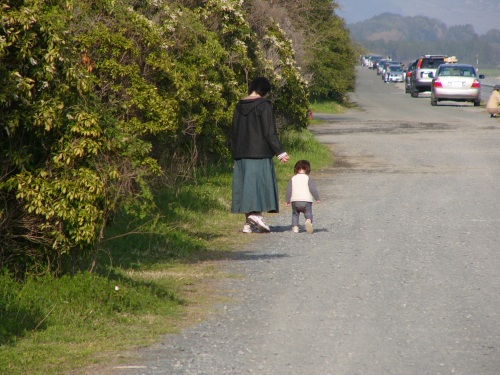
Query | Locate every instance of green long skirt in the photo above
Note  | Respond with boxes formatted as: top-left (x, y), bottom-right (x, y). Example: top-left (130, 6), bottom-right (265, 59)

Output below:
top-left (231, 158), bottom-right (280, 214)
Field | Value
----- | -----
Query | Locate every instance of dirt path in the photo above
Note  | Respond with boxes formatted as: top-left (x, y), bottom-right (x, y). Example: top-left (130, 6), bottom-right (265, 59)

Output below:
top-left (112, 67), bottom-right (500, 375)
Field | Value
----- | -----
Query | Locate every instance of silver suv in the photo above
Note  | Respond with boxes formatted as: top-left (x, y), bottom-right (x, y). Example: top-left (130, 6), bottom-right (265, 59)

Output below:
top-left (410, 55), bottom-right (447, 98)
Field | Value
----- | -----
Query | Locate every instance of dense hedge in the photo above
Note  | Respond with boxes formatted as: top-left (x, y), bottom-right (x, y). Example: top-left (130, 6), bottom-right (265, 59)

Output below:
top-left (0, 0), bottom-right (355, 274)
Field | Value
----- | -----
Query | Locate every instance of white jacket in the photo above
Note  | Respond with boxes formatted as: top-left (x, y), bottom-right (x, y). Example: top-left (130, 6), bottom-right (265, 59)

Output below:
top-left (286, 173), bottom-right (320, 203)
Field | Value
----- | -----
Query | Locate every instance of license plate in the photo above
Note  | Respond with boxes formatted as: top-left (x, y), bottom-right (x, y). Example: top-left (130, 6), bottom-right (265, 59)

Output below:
top-left (451, 81), bottom-right (465, 87)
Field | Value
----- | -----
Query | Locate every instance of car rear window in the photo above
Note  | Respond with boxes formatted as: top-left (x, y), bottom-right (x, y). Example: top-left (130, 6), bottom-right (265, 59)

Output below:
top-left (421, 58), bottom-right (445, 68)
top-left (438, 67), bottom-right (476, 77)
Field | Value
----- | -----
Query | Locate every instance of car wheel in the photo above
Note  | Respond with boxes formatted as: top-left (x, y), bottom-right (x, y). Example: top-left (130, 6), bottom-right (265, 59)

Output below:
top-left (474, 101), bottom-right (480, 107)
top-left (411, 90), bottom-right (419, 98)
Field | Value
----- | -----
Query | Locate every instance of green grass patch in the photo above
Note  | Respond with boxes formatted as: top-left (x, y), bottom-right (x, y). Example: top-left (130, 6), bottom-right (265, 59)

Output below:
top-left (478, 68), bottom-right (500, 77)
top-left (0, 270), bottom-right (183, 374)
top-left (309, 99), bottom-right (345, 114)
top-left (275, 129), bottom-right (332, 185)
top-left (0, 128), bottom-right (332, 374)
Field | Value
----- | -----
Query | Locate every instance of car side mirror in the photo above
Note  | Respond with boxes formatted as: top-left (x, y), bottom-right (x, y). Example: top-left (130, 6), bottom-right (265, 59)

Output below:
top-left (479, 74), bottom-right (485, 79)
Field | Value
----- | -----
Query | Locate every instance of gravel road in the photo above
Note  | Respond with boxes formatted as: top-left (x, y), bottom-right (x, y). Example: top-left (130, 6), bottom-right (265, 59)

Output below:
top-left (114, 67), bottom-right (500, 375)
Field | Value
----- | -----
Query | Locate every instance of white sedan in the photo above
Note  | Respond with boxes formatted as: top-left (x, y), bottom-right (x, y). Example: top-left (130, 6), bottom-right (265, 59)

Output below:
top-left (384, 65), bottom-right (405, 83)
top-left (430, 63), bottom-right (485, 106)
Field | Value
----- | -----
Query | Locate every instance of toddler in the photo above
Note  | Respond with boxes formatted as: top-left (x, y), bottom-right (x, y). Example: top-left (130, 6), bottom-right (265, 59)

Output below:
top-left (285, 160), bottom-right (320, 233)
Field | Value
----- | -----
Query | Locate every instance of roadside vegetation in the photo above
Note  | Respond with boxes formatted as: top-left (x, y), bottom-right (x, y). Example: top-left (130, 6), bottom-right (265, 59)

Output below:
top-left (1, 0), bottom-right (352, 371)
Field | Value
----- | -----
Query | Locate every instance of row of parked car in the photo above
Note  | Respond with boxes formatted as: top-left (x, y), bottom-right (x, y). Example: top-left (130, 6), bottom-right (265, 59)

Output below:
top-left (361, 54), bottom-right (485, 106)
top-left (364, 56), bottom-right (406, 83)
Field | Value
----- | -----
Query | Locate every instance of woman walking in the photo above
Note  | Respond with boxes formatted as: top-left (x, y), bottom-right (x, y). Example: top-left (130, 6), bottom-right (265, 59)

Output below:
top-left (230, 77), bottom-right (289, 233)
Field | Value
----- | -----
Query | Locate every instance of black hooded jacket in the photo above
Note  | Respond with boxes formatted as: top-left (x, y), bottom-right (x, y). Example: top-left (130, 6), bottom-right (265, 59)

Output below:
top-left (231, 98), bottom-right (285, 160)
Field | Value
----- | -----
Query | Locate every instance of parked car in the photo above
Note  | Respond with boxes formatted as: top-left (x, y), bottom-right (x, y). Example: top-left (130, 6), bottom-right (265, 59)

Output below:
top-left (365, 55), bottom-right (382, 69)
top-left (361, 54), bottom-right (383, 69)
top-left (370, 55), bottom-right (383, 70)
top-left (381, 61), bottom-right (399, 80)
top-left (430, 63), bottom-right (485, 106)
top-left (405, 59), bottom-right (417, 93)
top-left (361, 55), bottom-right (372, 67)
top-left (384, 64), bottom-right (405, 83)
top-left (409, 55), bottom-right (447, 97)
top-left (376, 59), bottom-right (390, 75)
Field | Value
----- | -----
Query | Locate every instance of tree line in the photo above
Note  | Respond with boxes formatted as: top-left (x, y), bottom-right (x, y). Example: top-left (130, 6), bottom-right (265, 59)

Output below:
top-left (0, 0), bottom-right (357, 275)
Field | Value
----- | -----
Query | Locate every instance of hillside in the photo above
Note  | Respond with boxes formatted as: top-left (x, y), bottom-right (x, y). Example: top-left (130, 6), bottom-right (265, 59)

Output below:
top-left (349, 13), bottom-right (448, 42)
top-left (348, 13), bottom-right (500, 67)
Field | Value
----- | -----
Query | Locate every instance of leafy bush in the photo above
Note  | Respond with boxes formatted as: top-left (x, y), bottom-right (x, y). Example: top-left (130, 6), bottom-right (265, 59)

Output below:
top-left (0, 0), bottom-right (354, 274)
top-left (1, 0), bottom-right (161, 272)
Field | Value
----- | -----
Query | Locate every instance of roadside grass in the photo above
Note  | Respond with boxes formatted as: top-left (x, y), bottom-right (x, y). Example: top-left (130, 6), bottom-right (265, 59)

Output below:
top-left (309, 99), bottom-right (344, 114)
top-left (274, 129), bottom-right (332, 185)
top-left (309, 99), bottom-right (354, 123)
top-left (0, 127), bottom-right (333, 374)
top-left (478, 68), bottom-right (500, 78)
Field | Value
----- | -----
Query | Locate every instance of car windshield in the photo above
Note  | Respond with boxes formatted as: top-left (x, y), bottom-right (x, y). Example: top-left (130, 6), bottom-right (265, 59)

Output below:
top-left (421, 58), bottom-right (445, 68)
top-left (390, 66), bottom-right (403, 72)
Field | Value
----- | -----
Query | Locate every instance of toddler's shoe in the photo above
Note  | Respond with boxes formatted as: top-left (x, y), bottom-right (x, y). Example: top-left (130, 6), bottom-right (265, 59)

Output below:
top-left (292, 226), bottom-right (299, 233)
top-left (247, 215), bottom-right (270, 233)
top-left (305, 219), bottom-right (313, 234)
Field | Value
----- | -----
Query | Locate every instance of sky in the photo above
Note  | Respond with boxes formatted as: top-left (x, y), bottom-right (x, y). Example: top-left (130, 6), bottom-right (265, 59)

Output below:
top-left (336, 0), bottom-right (500, 35)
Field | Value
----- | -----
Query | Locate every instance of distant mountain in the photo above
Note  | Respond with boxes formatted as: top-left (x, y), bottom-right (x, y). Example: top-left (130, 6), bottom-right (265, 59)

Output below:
top-left (482, 29), bottom-right (500, 43)
top-left (349, 13), bottom-right (448, 42)
top-left (348, 13), bottom-right (500, 68)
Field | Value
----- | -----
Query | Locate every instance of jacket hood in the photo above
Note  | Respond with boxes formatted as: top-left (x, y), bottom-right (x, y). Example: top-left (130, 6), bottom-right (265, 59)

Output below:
top-left (235, 98), bottom-right (270, 116)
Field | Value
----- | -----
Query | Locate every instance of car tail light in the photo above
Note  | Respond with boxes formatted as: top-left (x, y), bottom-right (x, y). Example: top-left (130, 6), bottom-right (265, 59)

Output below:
top-left (471, 79), bottom-right (480, 88)
top-left (433, 79), bottom-right (443, 88)
top-left (416, 59), bottom-right (423, 68)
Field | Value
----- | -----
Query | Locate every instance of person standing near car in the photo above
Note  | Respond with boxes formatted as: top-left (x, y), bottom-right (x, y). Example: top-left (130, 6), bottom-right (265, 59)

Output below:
top-left (486, 85), bottom-right (500, 118)
top-left (231, 77), bottom-right (289, 233)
